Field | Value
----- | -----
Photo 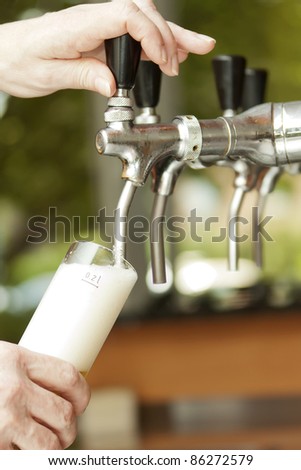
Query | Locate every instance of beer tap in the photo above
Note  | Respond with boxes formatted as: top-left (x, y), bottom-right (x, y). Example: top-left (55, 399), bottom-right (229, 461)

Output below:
top-left (241, 68), bottom-right (292, 269)
top-left (103, 34), bottom-right (141, 264)
top-left (98, 34), bottom-right (202, 270)
top-left (212, 54), bottom-right (259, 271)
top-left (97, 34), bottom-right (301, 280)
top-left (134, 62), bottom-right (186, 284)
top-left (241, 67), bottom-right (277, 268)
top-left (190, 98), bottom-right (301, 275)
top-left (99, 37), bottom-right (301, 181)
top-left (134, 61), bottom-right (166, 284)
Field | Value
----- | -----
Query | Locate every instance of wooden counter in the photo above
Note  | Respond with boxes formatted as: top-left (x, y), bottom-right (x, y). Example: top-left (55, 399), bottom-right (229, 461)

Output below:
top-left (87, 310), bottom-right (301, 403)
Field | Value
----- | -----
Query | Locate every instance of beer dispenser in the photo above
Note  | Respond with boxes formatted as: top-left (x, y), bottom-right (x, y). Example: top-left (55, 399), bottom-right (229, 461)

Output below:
top-left (96, 33), bottom-right (301, 284)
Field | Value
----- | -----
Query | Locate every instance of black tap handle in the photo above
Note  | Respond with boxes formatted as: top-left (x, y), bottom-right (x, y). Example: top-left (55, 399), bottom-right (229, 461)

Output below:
top-left (241, 68), bottom-right (268, 110)
top-left (212, 55), bottom-right (246, 112)
top-left (134, 61), bottom-right (162, 108)
top-left (105, 34), bottom-right (141, 90)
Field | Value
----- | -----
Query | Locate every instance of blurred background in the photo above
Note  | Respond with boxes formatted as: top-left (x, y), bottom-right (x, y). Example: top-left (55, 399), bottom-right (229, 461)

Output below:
top-left (2, 0), bottom-right (301, 450)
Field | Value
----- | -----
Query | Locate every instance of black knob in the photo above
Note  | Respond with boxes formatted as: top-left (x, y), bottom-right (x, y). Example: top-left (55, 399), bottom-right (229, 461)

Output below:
top-left (241, 68), bottom-right (268, 110)
top-left (212, 55), bottom-right (246, 112)
top-left (105, 34), bottom-right (141, 90)
top-left (134, 61), bottom-right (162, 108)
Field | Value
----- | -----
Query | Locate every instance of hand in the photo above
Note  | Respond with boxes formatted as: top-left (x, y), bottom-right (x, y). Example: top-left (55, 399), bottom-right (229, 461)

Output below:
top-left (0, 341), bottom-right (90, 449)
top-left (0, 0), bottom-right (215, 98)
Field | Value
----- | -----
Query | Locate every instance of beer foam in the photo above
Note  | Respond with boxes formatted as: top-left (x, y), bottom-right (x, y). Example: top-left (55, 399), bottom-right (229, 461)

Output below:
top-left (19, 262), bottom-right (137, 372)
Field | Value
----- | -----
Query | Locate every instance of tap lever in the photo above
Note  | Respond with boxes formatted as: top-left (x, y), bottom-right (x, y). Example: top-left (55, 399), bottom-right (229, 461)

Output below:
top-left (212, 55), bottom-right (246, 115)
top-left (242, 68), bottom-right (268, 111)
top-left (105, 34), bottom-right (141, 91)
top-left (104, 34), bottom-right (141, 123)
top-left (134, 61), bottom-right (162, 124)
top-left (134, 61), bottom-right (162, 108)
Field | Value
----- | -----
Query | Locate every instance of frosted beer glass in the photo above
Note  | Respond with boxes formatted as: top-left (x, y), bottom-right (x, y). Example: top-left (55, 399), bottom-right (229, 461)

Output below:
top-left (19, 241), bottom-right (137, 375)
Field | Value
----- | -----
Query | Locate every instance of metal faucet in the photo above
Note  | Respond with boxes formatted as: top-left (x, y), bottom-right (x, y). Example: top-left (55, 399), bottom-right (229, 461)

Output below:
top-left (212, 57), bottom-right (269, 271)
top-left (96, 103), bottom-right (200, 186)
top-left (134, 61), bottom-right (186, 284)
top-left (212, 54), bottom-right (250, 271)
top-left (96, 35), bottom-right (201, 269)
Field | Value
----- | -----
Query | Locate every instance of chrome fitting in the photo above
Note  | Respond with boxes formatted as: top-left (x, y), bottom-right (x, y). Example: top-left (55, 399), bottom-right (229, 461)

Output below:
top-left (173, 115), bottom-right (202, 164)
top-left (104, 91), bottom-right (135, 123)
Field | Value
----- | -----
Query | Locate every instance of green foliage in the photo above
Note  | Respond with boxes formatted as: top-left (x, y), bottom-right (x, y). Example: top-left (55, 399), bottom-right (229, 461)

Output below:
top-left (179, 0), bottom-right (301, 115)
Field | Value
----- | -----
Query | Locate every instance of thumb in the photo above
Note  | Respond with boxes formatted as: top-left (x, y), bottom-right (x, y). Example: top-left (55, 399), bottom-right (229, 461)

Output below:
top-left (50, 58), bottom-right (116, 96)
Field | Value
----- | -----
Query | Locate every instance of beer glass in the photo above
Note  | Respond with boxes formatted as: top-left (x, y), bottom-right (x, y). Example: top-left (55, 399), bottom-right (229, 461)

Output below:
top-left (19, 241), bottom-right (137, 375)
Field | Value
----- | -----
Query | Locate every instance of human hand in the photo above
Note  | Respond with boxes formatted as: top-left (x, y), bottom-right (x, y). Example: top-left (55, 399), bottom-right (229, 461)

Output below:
top-left (0, 341), bottom-right (90, 449)
top-left (0, 0), bottom-right (215, 98)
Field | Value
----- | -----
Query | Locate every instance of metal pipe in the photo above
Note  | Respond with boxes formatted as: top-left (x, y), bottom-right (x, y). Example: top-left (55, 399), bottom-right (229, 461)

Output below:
top-left (199, 101), bottom-right (301, 167)
top-left (218, 154), bottom-right (259, 273)
top-left (114, 180), bottom-right (137, 265)
top-left (150, 158), bottom-right (185, 283)
top-left (150, 194), bottom-right (168, 284)
top-left (228, 187), bottom-right (245, 271)
top-left (253, 167), bottom-right (283, 267)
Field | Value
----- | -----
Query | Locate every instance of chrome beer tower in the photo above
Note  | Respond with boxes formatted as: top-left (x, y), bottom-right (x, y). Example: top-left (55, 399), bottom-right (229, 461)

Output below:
top-left (96, 34), bottom-right (301, 283)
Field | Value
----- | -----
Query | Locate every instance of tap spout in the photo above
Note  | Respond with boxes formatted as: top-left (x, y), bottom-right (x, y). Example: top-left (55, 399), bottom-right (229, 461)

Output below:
top-left (114, 180), bottom-right (137, 265)
top-left (150, 158), bottom-right (185, 284)
top-left (218, 160), bottom-right (262, 270)
top-left (150, 193), bottom-right (169, 284)
top-left (228, 186), bottom-right (245, 271)
top-left (253, 166), bottom-right (283, 267)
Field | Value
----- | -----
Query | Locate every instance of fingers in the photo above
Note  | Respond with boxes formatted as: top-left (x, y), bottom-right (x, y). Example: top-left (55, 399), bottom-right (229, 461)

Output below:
top-left (43, 2), bottom-right (168, 68)
top-left (108, 1), bottom-right (215, 76)
top-left (42, 58), bottom-right (116, 97)
top-left (168, 21), bottom-right (216, 57)
top-left (0, 343), bottom-right (90, 449)
top-left (27, 381), bottom-right (77, 449)
top-left (12, 419), bottom-right (62, 450)
top-left (131, 2), bottom-right (215, 73)
top-left (133, 0), bottom-right (179, 76)
top-left (98, 1), bottom-right (171, 73)
top-left (64, 57), bottom-right (115, 96)
top-left (43, 1), bottom-right (205, 78)
top-left (22, 346), bottom-right (91, 416)
top-left (0, 342), bottom-right (76, 449)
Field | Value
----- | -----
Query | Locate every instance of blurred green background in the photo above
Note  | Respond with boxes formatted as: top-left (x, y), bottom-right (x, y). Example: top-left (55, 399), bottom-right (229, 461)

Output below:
top-left (1, 0), bottom-right (301, 341)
